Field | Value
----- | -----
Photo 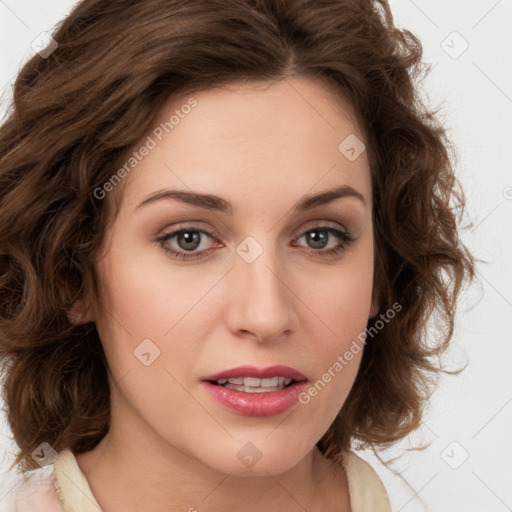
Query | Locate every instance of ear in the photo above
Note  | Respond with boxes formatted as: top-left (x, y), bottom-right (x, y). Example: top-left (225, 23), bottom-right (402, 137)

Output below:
top-left (369, 298), bottom-right (380, 319)
top-left (67, 299), bottom-right (95, 325)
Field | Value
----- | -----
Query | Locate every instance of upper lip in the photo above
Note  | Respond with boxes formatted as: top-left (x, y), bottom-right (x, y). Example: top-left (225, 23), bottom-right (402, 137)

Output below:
top-left (202, 365), bottom-right (307, 382)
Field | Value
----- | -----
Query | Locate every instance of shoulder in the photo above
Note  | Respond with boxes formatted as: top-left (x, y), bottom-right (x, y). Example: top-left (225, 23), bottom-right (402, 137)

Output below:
top-left (341, 450), bottom-right (392, 512)
top-left (2, 449), bottom-right (99, 512)
top-left (3, 466), bottom-right (65, 512)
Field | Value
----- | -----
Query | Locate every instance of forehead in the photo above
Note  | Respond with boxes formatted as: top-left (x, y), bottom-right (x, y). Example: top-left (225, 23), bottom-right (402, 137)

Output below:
top-left (121, 77), bottom-right (371, 212)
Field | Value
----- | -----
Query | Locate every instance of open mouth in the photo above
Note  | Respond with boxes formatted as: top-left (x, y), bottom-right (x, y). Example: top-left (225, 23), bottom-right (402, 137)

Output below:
top-left (208, 376), bottom-right (297, 393)
top-left (202, 366), bottom-right (308, 416)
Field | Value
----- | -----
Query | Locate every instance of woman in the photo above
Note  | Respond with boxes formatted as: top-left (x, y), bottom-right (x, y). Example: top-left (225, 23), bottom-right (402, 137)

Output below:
top-left (0, 0), bottom-right (476, 510)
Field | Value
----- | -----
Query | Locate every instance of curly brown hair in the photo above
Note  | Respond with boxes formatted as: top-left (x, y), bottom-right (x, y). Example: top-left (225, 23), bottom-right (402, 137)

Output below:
top-left (0, 0), bottom-right (476, 473)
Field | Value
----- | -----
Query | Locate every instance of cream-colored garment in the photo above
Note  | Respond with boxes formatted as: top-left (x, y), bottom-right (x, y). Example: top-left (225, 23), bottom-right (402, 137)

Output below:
top-left (341, 451), bottom-right (392, 511)
top-left (52, 450), bottom-right (102, 512)
top-left (10, 449), bottom-right (392, 511)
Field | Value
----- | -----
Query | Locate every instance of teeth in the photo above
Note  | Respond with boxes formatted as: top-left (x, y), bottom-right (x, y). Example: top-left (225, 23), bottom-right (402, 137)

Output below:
top-left (214, 376), bottom-right (294, 392)
top-left (260, 377), bottom-right (279, 387)
top-left (243, 377), bottom-right (262, 387)
top-left (226, 377), bottom-right (243, 385)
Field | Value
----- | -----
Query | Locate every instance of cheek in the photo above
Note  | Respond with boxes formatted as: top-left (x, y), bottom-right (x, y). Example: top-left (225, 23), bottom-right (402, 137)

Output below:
top-left (92, 253), bottom-right (215, 438)
top-left (93, 243), bottom-right (224, 406)
top-left (95, 243), bottom-right (214, 341)
top-left (303, 237), bottom-right (374, 351)
top-left (293, 239), bottom-right (373, 416)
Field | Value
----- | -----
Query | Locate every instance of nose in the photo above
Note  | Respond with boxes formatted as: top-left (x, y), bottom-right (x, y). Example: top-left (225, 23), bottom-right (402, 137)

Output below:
top-left (226, 238), bottom-right (295, 344)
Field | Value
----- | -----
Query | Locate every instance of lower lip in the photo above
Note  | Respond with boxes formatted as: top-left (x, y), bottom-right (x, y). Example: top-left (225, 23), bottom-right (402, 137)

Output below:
top-left (202, 381), bottom-right (308, 417)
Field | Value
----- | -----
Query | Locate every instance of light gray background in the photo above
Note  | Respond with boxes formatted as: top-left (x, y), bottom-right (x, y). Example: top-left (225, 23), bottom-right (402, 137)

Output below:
top-left (0, 1), bottom-right (511, 511)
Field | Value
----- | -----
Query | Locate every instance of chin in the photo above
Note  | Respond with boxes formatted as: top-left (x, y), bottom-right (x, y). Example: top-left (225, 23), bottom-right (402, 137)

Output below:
top-left (198, 436), bottom-right (314, 477)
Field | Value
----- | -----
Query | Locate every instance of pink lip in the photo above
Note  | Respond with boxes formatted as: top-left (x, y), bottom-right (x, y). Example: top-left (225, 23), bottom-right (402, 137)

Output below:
top-left (201, 365), bottom-right (307, 382)
top-left (201, 365), bottom-right (308, 417)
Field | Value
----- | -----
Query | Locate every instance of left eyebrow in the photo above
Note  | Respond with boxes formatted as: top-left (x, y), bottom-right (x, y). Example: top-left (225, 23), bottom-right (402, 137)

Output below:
top-left (136, 184), bottom-right (367, 214)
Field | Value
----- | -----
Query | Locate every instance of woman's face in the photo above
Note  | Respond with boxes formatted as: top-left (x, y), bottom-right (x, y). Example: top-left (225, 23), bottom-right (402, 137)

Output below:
top-left (88, 76), bottom-right (377, 475)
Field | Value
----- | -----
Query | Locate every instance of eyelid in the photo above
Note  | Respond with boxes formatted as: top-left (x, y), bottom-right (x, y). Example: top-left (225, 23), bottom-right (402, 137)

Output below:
top-left (157, 221), bottom-right (222, 241)
top-left (294, 219), bottom-right (347, 237)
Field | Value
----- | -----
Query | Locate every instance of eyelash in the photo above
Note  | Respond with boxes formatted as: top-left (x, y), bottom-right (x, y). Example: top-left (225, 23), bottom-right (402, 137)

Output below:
top-left (156, 222), bottom-right (355, 261)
